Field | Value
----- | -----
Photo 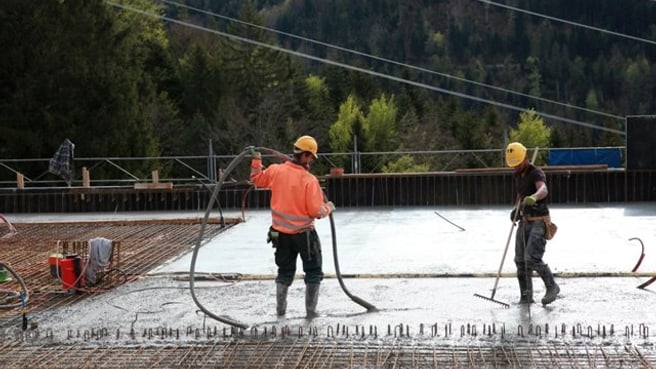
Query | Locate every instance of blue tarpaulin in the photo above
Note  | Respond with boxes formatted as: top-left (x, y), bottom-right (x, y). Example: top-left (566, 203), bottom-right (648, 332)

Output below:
top-left (547, 148), bottom-right (622, 168)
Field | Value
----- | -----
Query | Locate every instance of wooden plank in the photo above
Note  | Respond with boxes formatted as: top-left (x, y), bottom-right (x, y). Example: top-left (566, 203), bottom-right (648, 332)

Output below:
top-left (454, 164), bottom-right (609, 173)
top-left (134, 182), bottom-right (173, 190)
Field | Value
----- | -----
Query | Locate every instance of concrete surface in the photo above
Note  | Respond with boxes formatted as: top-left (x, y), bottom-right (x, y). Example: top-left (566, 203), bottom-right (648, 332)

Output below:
top-left (6, 203), bottom-right (656, 344)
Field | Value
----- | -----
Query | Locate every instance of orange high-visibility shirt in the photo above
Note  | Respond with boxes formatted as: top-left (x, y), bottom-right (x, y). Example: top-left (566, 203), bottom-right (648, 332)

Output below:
top-left (250, 158), bottom-right (332, 234)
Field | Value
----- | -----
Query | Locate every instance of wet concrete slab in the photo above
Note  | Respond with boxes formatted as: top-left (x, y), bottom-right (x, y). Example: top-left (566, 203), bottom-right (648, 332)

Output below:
top-left (156, 203), bottom-right (656, 276)
top-left (5, 203), bottom-right (656, 345)
top-left (25, 274), bottom-right (656, 345)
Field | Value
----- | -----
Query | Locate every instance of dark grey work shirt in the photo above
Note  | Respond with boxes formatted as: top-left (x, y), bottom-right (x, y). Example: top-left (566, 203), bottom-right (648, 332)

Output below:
top-left (513, 164), bottom-right (549, 217)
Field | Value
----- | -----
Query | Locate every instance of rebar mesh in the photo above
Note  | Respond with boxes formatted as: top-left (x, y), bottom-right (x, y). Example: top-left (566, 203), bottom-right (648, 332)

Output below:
top-left (2, 339), bottom-right (656, 369)
top-left (0, 218), bottom-right (236, 323)
top-left (3, 218), bottom-right (656, 368)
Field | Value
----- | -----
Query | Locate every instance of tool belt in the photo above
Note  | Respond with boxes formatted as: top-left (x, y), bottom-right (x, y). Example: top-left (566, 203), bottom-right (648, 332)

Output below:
top-left (524, 215), bottom-right (558, 240)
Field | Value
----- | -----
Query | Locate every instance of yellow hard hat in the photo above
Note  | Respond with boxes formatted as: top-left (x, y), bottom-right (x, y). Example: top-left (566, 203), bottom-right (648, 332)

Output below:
top-left (505, 142), bottom-right (527, 168)
top-left (293, 135), bottom-right (318, 158)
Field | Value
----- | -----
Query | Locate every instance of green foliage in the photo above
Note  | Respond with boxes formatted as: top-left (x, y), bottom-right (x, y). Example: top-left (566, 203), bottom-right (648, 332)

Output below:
top-left (509, 109), bottom-right (551, 165)
top-left (360, 94), bottom-right (398, 172)
top-left (302, 75), bottom-right (334, 147)
top-left (362, 94), bottom-right (398, 152)
top-left (598, 119), bottom-right (625, 147)
top-left (2, 0), bottom-right (652, 179)
top-left (306, 75), bottom-right (327, 96)
top-left (623, 56), bottom-right (651, 112)
top-left (525, 56), bottom-right (541, 97)
top-left (585, 88), bottom-right (600, 110)
top-left (214, 1), bottom-right (301, 152)
top-left (328, 95), bottom-right (361, 168)
top-left (112, 0), bottom-right (169, 49)
top-left (178, 45), bottom-right (223, 119)
top-left (0, 0), bottom-right (177, 181)
top-left (381, 155), bottom-right (430, 173)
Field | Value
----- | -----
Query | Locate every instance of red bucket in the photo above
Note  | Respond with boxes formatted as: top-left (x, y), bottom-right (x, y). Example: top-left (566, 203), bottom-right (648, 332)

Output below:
top-left (59, 254), bottom-right (83, 292)
top-left (48, 253), bottom-right (64, 278)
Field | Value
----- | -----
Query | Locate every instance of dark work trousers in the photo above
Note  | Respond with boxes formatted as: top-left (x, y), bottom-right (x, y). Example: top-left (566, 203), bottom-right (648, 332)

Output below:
top-left (275, 229), bottom-right (323, 286)
top-left (514, 220), bottom-right (549, 278)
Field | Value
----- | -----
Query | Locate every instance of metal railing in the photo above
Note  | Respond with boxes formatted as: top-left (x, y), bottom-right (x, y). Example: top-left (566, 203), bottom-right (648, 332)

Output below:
top-left (0, 147), bottom-right (625, 189)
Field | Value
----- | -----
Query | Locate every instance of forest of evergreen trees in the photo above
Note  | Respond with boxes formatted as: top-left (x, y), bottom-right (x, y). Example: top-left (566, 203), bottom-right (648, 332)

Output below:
top-left (1, 0), bottom-right (654, 175)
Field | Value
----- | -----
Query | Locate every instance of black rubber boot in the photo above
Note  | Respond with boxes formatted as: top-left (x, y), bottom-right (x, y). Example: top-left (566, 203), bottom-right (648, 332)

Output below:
top-left (538, 265), bottom-right (560, 305)
top-left (542, 283), bottom-right (560, 305)
top-left (517, 271), bottom-right (534, 304)
top-left (276, 283), bottom-right (288, 316)
top-left (305, 283), bottom-right (320, 318)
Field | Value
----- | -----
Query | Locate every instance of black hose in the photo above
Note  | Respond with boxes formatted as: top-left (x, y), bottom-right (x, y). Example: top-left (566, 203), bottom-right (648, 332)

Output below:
top-left (189, 149), bottom-right (250, 329)
top-left (327, 213), bottom-right (377, 312)
top-left (192, 176), bottom-right (226, 228)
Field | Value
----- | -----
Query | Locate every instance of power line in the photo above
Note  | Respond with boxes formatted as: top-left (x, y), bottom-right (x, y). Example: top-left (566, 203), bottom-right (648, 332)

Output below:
top-left (107, 1), bottom-right (624, 136)
top-left (158, 0), bottom-right (623, 122)
top-left (477, 0), bottom-right (656, 46)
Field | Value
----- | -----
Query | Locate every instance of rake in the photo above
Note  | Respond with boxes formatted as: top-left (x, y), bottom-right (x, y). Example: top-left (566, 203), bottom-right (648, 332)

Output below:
top-left (473, 198), bottom-right (519, 308)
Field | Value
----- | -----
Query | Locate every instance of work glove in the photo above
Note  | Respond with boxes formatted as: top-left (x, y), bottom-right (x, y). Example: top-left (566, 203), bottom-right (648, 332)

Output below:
top-left (522, 195), bottom-right (537, 207)
top-left (246, 145), bottom-right (261, 159)
top-left (326, 201), bottom-right (336, 213)
top-left (510, 208), bottom-right (518, 222)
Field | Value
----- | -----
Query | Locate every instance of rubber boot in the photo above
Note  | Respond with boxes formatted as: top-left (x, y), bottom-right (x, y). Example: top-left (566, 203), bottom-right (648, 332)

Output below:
top-left (517, 273), bottom-right (534, 304)
top-left (276, 283), bottom-right (288, 316)
top-left (538, 265), bottom-right (560, 305)
top-left (305, 283), bottom-right (320, 319)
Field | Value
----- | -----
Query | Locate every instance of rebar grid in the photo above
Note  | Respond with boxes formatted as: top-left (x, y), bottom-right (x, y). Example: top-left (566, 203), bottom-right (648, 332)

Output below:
top-left (8, 321), bottom-right (651, 345)
top-left (1, 340), bottom-right (656, 369)
top-left (0, 219), bottom-right (236, 322)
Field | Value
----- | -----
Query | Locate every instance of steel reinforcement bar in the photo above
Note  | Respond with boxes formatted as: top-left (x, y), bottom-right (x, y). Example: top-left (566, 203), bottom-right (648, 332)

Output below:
top-left (0, 220), bottom-right (235, 323)
top-left (4, 322), bottom-right (653, 344)
top-left (1, 336), bottom-right (656, 369)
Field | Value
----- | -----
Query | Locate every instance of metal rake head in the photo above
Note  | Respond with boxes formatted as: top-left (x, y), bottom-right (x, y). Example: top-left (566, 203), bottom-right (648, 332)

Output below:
top-left (473, 293), bottom-right (510, 308)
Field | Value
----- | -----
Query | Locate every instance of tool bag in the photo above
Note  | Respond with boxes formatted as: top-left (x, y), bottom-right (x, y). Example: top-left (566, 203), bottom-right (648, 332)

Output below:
top-left (545, 218), bottom-right (558, 240)
top-left (526, 215), bottom-right (558, 240)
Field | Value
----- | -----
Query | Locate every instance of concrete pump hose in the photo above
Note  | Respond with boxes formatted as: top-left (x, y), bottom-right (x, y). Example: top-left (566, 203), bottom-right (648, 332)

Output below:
top-left (327, 212), bottom-right (377, 312)
top-left (189, 149), bottom-right (251, 329)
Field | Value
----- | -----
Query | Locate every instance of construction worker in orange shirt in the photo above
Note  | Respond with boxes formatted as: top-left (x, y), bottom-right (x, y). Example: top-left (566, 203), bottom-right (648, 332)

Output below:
top-left (250, 136), bottom-right (335, 318)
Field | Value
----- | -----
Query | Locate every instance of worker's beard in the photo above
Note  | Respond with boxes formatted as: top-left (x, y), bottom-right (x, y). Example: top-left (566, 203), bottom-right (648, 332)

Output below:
top-left (292, 158), bottom-right (311, 171)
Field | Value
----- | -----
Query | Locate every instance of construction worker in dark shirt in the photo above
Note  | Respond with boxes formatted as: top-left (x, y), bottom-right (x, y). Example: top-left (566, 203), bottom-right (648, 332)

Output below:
top-left (506, 142), bottom-right (560, 306)
top-left (250, 136), bottom-right (335, 318)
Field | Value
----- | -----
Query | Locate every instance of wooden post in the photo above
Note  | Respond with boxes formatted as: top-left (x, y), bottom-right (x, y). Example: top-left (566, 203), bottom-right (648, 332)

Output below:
top-left (134, 169), bottom-right (172, 189)
top-left (82, 167), bottom-right (90, 187)
top-left (16, 173), bottom-right (24, 190)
